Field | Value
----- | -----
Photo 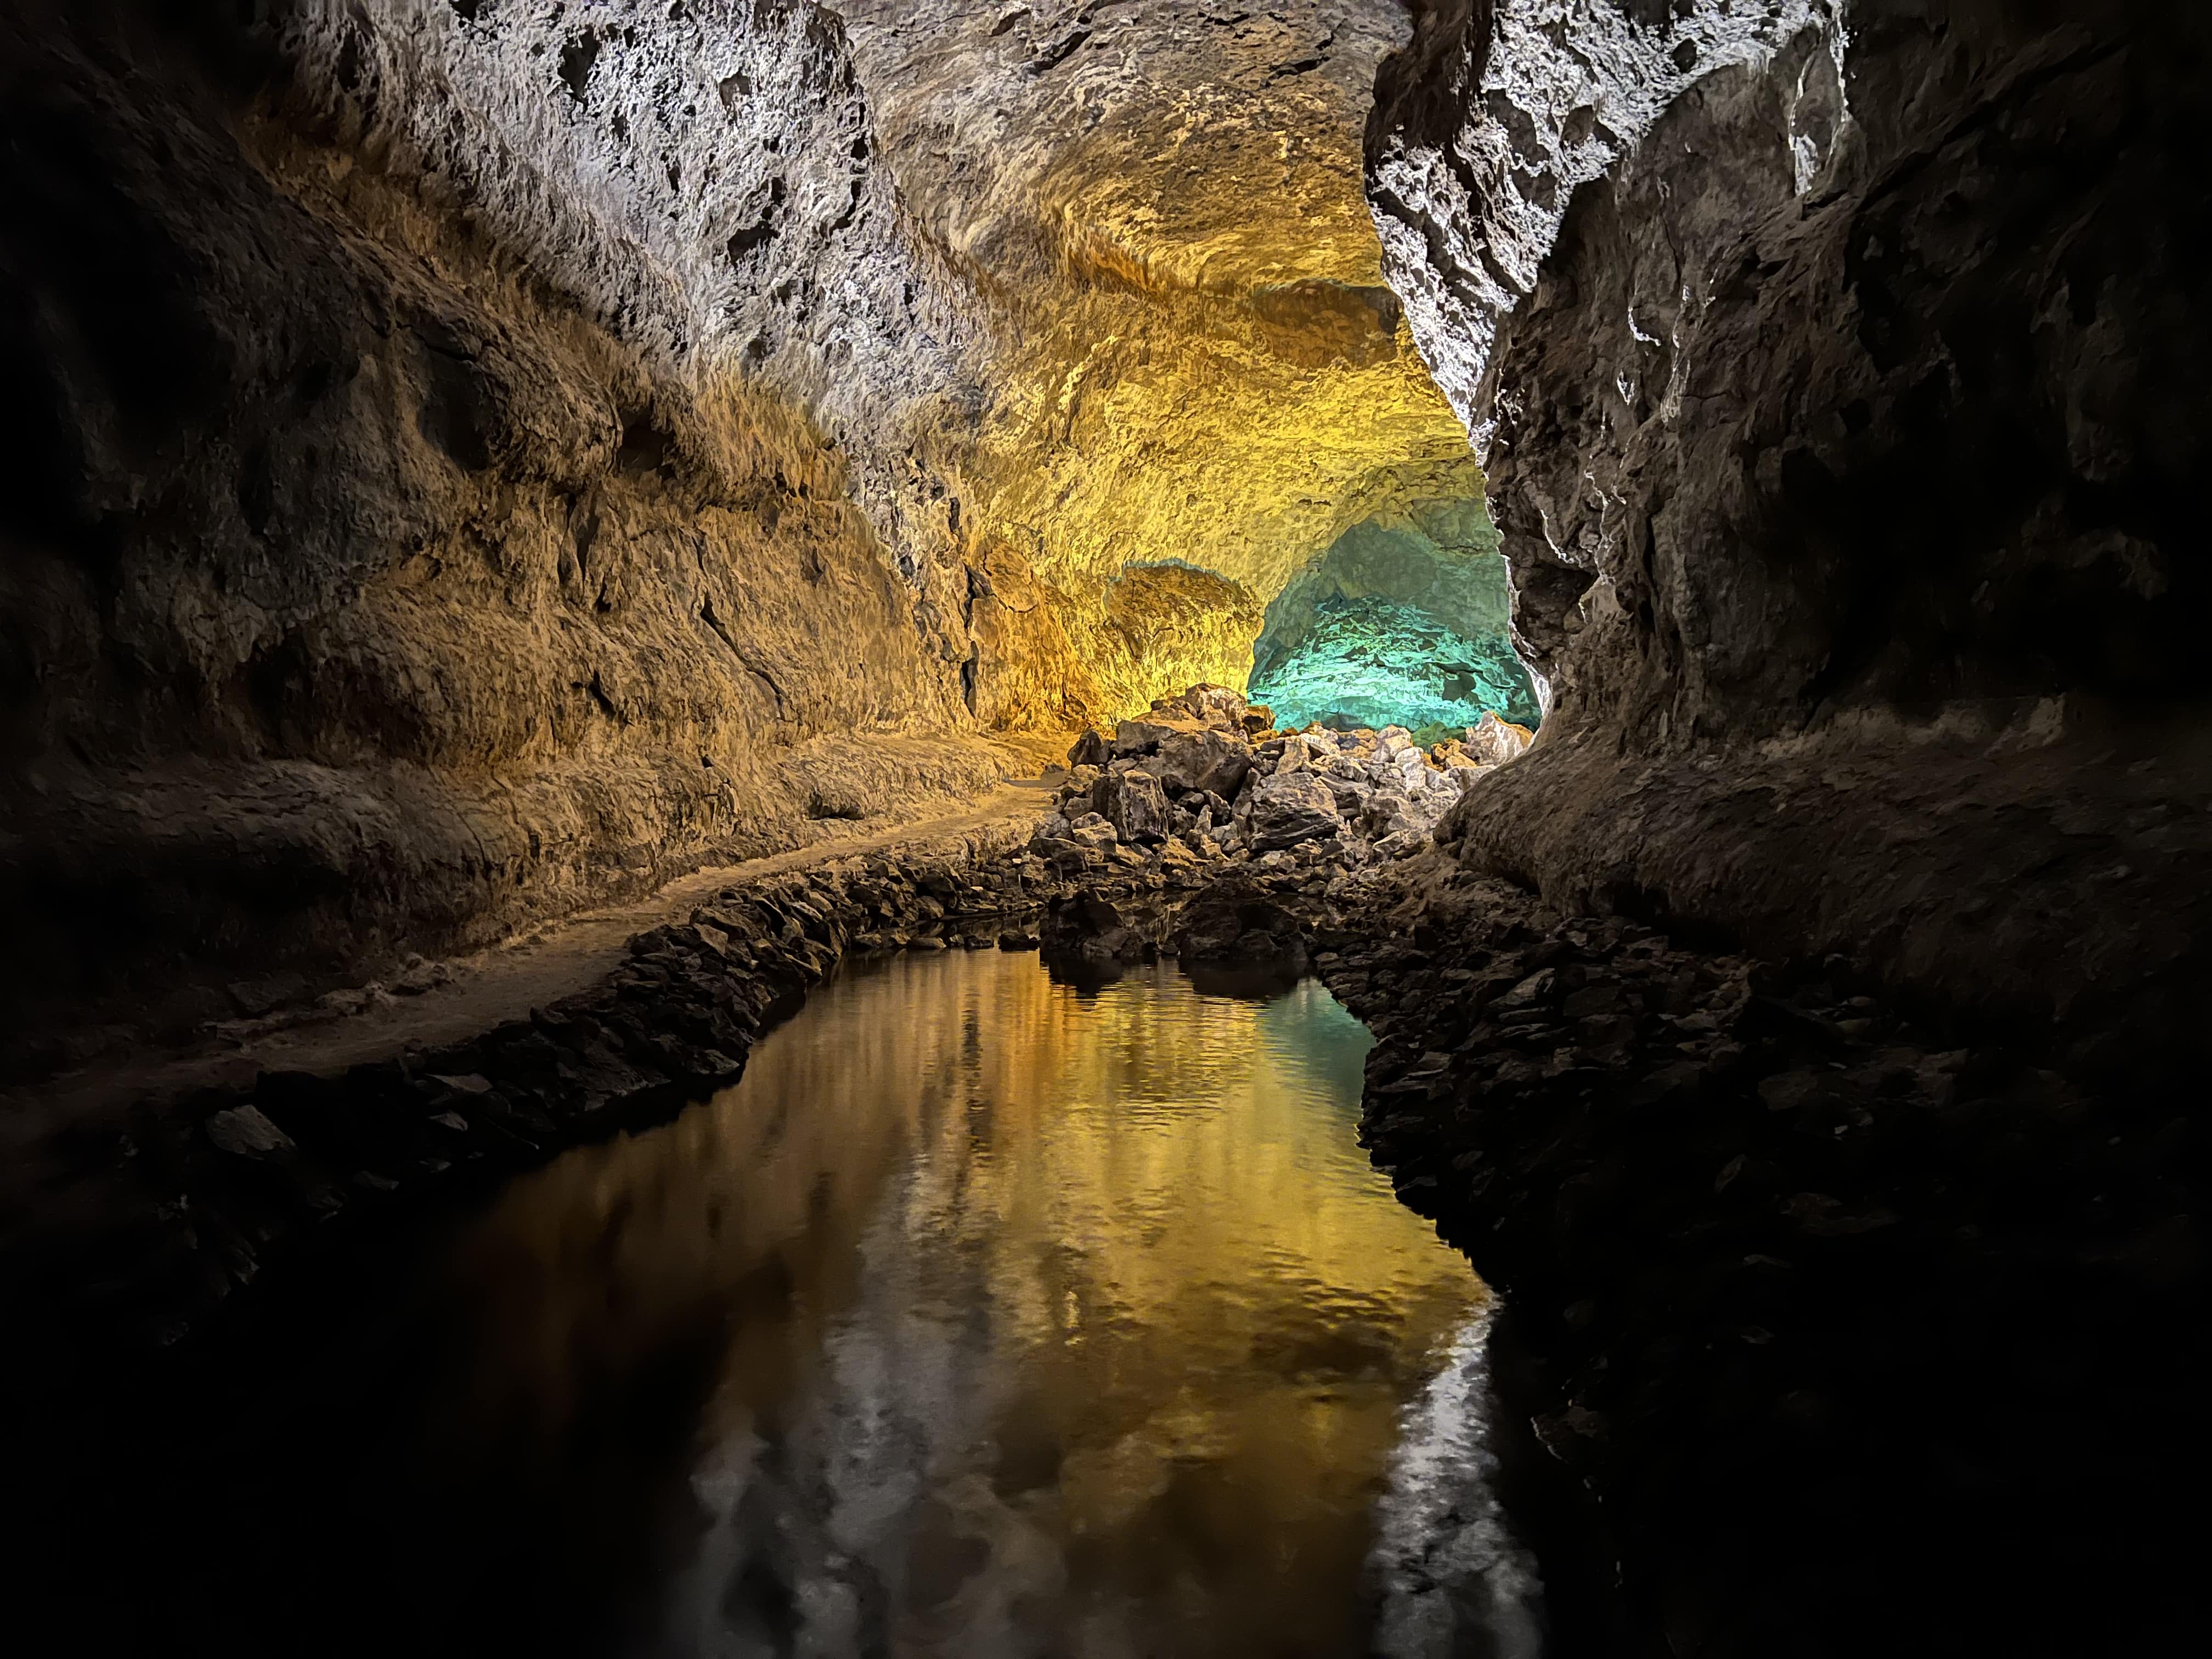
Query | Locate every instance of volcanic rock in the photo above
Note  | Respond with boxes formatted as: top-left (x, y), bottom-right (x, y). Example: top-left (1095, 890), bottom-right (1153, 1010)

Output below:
top-left (1067, 730), bottom-right (1110, 769)
top-left (1154, 726), bottom-right (1254, 799)
top-left (1092, 769), bottom-right (1172, 844)
top-left (1462, 712), bottom-right (1534, 768)
top-left (1250, 772), bottom-right (1344, 852)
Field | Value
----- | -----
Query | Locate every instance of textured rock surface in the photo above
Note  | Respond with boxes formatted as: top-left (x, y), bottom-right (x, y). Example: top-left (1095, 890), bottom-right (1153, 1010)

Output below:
top-left (1, 0), bottom-right (1526, 1071)
top-left (1252, 592), bottom-right (1539, 737)
top-left (1348, 4), bottom-right (2212, 1652)
top-left (1370, 0), bottom-right (2212, 1058)
top-left (1250, 508), bottom-right (1538, 736)
top-left (1317, 863), bottom-right (2202, 1656)
top-left (0, 1), bottom-right (1024, 1075)
top-left (839, 0), bottom-right (1496, 723)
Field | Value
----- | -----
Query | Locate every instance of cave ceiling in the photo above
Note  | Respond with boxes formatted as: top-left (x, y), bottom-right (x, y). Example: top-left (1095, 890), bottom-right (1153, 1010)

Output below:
top-left (837, 0), bottom-right (1490, 723)
top-left (249, 1), bottom-right (1492, 729)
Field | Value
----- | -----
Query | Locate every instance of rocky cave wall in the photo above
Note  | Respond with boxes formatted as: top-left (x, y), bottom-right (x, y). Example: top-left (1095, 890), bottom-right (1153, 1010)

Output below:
top-left (1249, 508), bottom-right (1537, 737)
top-left (0, 0), bottom-right (1009, 1074)
top-left (836, 0), bottom-right (1502, 727)
top-left (2, 0), bottom-right (1549, 1073)
top-left (1370, 0), bottom-right (2212, 1060)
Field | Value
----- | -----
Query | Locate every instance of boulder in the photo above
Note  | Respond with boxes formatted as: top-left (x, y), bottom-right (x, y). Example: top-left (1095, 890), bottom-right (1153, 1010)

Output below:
top-left (1179, 682), bottom-right (1251, 730)
top-left (1158, 837), bottom-right (1199, 872)
top-left (1067, 729), bottom-right (1110, 768)
top-left (1139, 682), bottom-right (1251, 731)
top-left (1154, 725), bottom-right (1252, 798)
top-left (1375, 827), bottom-right (1430, 860)
top-left (1172, 873), bottom-right (1304, 962)
top-left (1429, 738), bottom-right (1489, 776)
top-left (1066, 812), bottom-right (1118, 852)
top-left (1360, 792), bottom-right (1414, 839)
top-left (1250, 771), bottom-right (1342, 851)
top-left (1041, 891), bottom-right (1153, 970)
top-left (1465, 710), bottom-right (1534, 766)
top-left (1111, 713), bottom-right (1204, 757)
top-left (1092, 768), bottom-right (1171, 843)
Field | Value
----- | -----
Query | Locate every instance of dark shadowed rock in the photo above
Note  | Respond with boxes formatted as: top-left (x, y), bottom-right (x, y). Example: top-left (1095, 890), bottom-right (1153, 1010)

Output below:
top-left (1110, 714), bottom-right (1205, 758)
top-left (1250, 772), bottom-right (1342, 851)
top-left (1461, 712), bottom-right (1532, 767)
top-left (1154, 726), bottom-right (1253, 799)
top-left (1092, 770), bottom-right (1171, 844)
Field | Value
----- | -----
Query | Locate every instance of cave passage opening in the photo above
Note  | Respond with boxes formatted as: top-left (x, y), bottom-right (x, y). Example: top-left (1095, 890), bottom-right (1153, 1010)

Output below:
top-left (1245, 511), bottom-right (1541, 744)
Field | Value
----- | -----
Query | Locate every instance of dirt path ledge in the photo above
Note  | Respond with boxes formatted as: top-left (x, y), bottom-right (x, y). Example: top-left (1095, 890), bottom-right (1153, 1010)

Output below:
top-left (2, 783), bottom-right (1051, 1133)
top-left (0, 782), bottom-right (1066, 1386)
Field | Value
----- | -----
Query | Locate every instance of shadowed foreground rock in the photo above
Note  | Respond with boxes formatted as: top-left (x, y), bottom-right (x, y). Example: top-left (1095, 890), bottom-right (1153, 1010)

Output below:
top-left (1311, 858), bottom-right (2204, 1655)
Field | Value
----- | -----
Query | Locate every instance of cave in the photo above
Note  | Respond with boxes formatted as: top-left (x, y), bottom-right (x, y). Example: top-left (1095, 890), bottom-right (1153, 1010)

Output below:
top-left (2, 2), bottom-right (2205, 1655)
top-left (1250, 509), bottom-right (1541, 741)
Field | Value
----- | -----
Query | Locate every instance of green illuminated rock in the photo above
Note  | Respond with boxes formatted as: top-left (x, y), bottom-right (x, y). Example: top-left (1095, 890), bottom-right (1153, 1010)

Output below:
top-left (1250, 595), bottom-right (1538, 738)
top-left (1250, 516), bottom-right (1539, 738)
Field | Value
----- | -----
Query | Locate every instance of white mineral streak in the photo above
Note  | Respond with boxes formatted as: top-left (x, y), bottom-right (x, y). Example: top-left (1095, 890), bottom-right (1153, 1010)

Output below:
top-left (1369, 0), bottom-right (1845, 455)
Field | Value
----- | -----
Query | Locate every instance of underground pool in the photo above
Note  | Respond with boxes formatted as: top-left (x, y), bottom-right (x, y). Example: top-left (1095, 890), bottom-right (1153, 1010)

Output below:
top-left (45, 950), bottom-right (1539, 1658)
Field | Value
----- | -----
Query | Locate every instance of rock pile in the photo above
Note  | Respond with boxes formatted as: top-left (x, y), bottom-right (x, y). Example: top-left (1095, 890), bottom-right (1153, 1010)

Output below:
top-left (1031, 683), bottom-right (1529, 877)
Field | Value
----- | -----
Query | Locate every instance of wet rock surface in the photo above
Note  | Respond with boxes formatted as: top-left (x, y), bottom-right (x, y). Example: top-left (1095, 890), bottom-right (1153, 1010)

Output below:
top-left (1313, 863), bottom-right (2205, 1657)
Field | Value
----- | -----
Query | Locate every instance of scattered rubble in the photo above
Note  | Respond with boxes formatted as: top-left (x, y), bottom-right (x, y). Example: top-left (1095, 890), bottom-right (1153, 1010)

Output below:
top-left (10, 680), bottom-right (2196, 1659)
top-left (9, 683), bottom-right (1542, 1381)
top-left (1028, 681), bottom-right (1523, 878)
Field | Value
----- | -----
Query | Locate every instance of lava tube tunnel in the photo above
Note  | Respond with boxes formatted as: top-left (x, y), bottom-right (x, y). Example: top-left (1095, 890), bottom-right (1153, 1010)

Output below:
top-left (1, 3), bottom-right (2205, 1657)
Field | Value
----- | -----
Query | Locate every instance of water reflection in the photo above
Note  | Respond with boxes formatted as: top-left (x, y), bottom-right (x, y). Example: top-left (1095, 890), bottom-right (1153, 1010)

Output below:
top-left (409, 953), bottom-right (1535, 1655)
top-left (261, 952), bottom-right (1537, 1655)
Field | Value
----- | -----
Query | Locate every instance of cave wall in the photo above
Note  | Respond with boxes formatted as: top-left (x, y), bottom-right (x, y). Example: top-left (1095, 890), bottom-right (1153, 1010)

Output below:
top-left (1370, 0), bottom-right (2212, 1059)
top-left (0, 0), bottom-right (1007, 1073)
top-left (838, 0), bottom-right (1496, 726)
top-left (0, 0), bottom-right (1542, 1073)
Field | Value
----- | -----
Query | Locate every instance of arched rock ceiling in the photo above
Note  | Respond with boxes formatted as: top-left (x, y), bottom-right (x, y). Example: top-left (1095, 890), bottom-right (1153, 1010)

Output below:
top-left (839, 0), bottom-right (1486, 721)
top-left (258, 1), bottom-right (1483, 731)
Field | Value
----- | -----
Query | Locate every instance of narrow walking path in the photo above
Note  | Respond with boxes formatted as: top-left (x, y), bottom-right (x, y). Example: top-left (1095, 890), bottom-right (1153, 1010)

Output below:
top-left (2, 783), bottom-right (1051, 1141)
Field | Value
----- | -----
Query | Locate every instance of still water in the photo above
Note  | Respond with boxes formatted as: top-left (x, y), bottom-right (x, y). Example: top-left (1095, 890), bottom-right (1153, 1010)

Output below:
top-left (127, 952), bottom-right (1539, 1656)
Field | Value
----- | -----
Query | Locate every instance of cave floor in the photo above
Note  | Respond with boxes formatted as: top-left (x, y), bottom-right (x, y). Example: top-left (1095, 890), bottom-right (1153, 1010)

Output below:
top-left (0, 782), bottom-right (1054, 1222)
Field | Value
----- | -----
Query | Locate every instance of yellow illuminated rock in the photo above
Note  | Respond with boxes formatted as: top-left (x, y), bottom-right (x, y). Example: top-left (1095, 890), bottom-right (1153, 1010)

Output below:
top-left (843, 1), bottom-right (1489, 727)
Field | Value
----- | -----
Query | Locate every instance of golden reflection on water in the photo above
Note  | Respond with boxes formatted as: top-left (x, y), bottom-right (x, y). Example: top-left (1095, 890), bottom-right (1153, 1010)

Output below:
top-left (433, 951), bottom-right (1503, 1657)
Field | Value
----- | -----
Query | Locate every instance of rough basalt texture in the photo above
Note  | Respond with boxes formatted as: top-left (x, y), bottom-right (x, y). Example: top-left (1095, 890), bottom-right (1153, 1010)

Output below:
top-left (1370, 0), bottom-right (2212, 1059)
top-left (839, 0), bottom-right (1498, 724)
top-left (1250, 511), bottom-right (1538, 736)
top-left (1, 1), bottom-right (1519, 1073)
top-left (1319, 863), bottom-right (2202, 1656)
top-left (1349, 4), bottom-right (2212, 1651)
top-left (0, 2), bottom-right (1021, 1076)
